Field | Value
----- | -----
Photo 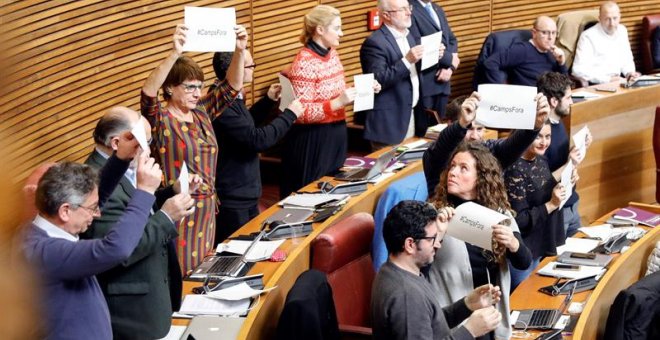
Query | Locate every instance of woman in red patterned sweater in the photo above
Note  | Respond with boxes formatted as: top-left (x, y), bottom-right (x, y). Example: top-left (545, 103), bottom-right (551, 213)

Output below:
top-left (280, 5), bottom-right (380, 198)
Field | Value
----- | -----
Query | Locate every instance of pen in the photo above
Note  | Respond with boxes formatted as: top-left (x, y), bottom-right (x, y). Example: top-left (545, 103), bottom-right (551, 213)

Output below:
top-left (486, 269), bottom-right (494, 306)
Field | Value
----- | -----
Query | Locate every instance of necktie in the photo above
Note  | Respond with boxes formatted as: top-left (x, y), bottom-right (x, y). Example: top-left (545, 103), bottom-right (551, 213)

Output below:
top-left (425, 3), bottom-right (440, 28)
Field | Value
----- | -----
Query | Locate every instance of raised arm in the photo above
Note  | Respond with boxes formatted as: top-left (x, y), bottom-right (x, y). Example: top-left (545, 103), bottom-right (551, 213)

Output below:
top-left (142, 24), bottom-right (186, 98)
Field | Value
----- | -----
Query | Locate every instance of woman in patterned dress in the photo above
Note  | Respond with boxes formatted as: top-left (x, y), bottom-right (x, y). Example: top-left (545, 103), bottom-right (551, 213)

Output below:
top-left (141, 24), bottom-right (247, 274)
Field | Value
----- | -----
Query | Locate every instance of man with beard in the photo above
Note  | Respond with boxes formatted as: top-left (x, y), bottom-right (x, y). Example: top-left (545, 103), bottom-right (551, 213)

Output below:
top-left (537, 72), bottom-right (592, 237)
top-left (371, 200), bottom-right (501, 340)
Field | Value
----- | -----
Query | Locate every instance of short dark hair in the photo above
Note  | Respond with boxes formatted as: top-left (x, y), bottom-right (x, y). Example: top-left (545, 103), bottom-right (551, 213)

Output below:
top-left (383, 200), bottom-right (438, 255)
top-left (212, 52), bottom-right (233, 80)
top-left (537, 72), bottom-right (573, 102)
top-left (162, 56), bottom-right (204, 100)
top-left (92, 113), bottom-right (132, 147)
top-left (35, 162), bottom-right (98, 216)
top-left (445, 95), bottom-right (468, 122)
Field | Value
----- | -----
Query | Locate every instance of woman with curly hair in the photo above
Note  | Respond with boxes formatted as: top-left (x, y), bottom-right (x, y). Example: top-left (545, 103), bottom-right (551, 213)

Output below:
top-left (427, 142), bottom-right (532, 340)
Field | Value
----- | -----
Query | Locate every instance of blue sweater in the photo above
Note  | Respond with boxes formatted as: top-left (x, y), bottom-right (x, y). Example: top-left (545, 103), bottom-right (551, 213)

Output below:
top-left (23, 158), bottom-right (154, 340)
top-left (483, 41), bottom-right (567, 86)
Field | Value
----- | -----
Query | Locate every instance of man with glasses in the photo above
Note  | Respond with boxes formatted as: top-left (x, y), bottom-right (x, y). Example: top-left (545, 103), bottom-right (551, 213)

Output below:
top-left (483, 16), bottom-right (568, 86)
top-left (23, 134), bottom-right (163, 340)
top-left (371, 200), bottom-right (502, 340)
top-left (572, 1), bottom-right (640, 84)
top-left (360, 0), bottom-right (429, 150)
top-left (80, 107), bottom-right (197, 339)
top-left (211, 51), bottom-right (303, 242)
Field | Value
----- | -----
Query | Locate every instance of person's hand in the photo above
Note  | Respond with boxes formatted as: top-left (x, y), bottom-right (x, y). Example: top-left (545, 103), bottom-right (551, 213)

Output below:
top-left (173, 174), bottom-right (203, 194)
top-left (436, 206), bottom-right (455, 223)
top-left (465, 284), bottom-right (501, 311)
top-left (626, 72), bottom-right (641, 83)
top-left (234, 25), bottom-right (248, 51)
top-left (267, 84), bottom-right (282, 101)
top-left (451, 53), bottom-right (460, 69)
top-left (160, 193), bottom-right (195, 222)
top-left (439, 42), bottom-right (446, 60)
top-left (550, 46), bottom-right (565, 65)
top-left (436, 68), bottom-right (452, 82)
top-left (116, 131), bottom-right (140, 161)
top-left (172, 24), bottom-right (188, 56)
top-left (569, 146), bottom-right (585, 165)
top-left (459, 92), bottom-right (481, 128)
top-left (135, 153), bottom-right (163, 194)
top-left (571, 168), bottom-right (580, 185)
top-left (584, 129), bottom-right (593, 148)
top-left (548, 183), bottom-right (565, 212)
top-left (339, 87), bottom-right (356, 106)
top-left (373, 80), bottom-right (382, 94)
top-left (287, 98), bottom-right (304, 118)
top-left (492, 224), bottom-right (519, 252)
top-left (534, 93), bottom-right (550, 129)
top-left (464, 306), bottom-right (501, 337)
top-left (405, 45), bottom-right (424, 64)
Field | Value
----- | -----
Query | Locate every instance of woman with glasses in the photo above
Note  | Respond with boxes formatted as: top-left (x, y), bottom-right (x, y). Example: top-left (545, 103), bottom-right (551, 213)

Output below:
top-left (428, 142), bottom-right (532, 340)
top-left (279, 5), bottom-right (380, 198)
top-left (140, 24), bottom-right (247, 274)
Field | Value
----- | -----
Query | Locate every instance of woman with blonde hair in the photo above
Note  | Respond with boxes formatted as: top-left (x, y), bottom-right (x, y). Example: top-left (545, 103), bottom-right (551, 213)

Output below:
top-left (279, 5), bottom-right (380, 198)
top-left (428, 142), bottom-right (532, 340)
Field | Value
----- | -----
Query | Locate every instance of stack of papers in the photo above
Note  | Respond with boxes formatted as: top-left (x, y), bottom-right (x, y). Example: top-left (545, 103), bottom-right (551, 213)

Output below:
top-left (216, 239), bottom-right (285, 261)
top-left (279, 193), bottom-right (349, 209)
top-left (537, 261), bottom-right (605, 279)
top-left (425, 123), bottom-right (448, 140)
top-left (179, 295), bottom-right (250, 316)
top-left (555, 237), bottom-right (600, 254)
top-left (206, 282), bottom-right (276, 301)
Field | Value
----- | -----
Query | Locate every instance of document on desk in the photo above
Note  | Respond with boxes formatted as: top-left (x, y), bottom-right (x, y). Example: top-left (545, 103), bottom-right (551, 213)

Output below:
top-left (279, 193), bottom-right (349, 209)
top-left (183, 7), bottom-right (236, 52)
top-left (278, 74), bottom-right (296, 112)
top-left (537, 261), bottom-right (605, 279)
top-left (555, 237), bottom-right (600, 254)
top-left (421, 31), bottom-right (442, 70)
top-left (353, 74), bottom-right (374, 112)
top-left (179, 294), bottom-right (250, 316)
top-left (206, 282), bottom-right (277, 301)
top-left (559, 161), bottom-right (574, 210)
top-left (475, 84), bottom-right (537, 130)
top-left (217, 239), bottom-right (285, 261)
top-left (447, 202), bottom-right (513, 251)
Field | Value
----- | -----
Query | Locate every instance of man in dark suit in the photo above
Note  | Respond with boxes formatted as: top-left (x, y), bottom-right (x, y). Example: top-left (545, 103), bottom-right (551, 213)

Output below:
top-left (410, 0), bottom-right (459, 120)
top-left (360, 0), bottom-right (429, 149)
top-left (81, 107), bottom-right (196, 339)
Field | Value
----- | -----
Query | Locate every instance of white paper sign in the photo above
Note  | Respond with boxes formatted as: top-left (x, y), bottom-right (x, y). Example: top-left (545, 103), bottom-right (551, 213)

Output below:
top-left (572, 125), bottom-right (590, 160)
top-left (559, 161), bottom-right (574, 210)
top-left (353, 74), bottom-right (374, 112)
top-left (206, 282), bottom-right (277, 301)
top-left (420, 31), bottom-right (442, 70)
top-left (278, 74), bottom-right (296, 112)
top-left (179, 162), bottom-right (189, 195)
top-left (184, 7), bottom-right (236, 52)
top-left (130, 119), bottom-right (149, 152)
top-left (447, 202), bottom-right (511, 251)
top-left (476, 84), bottom-right (537, 130)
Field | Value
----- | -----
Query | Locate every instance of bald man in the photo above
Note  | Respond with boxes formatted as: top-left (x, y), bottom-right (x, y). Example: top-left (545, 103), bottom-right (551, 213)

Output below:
top-left (80, 107), bottom-right (196, 339)
top-left (572, 1), bottom-right (639, 84)
top-left (484, 16), bottom-right (568, 86)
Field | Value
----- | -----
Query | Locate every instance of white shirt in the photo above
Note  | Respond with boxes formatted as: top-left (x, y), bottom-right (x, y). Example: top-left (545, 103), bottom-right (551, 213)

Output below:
top-left (572, 23), bottom-right (636, 84)
top-left (384, 24), bottom-right (419, 139)
top-left (33, 214), bottom-right (79, 242)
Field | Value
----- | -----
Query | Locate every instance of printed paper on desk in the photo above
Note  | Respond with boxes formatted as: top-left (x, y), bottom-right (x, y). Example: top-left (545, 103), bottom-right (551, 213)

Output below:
top-left (353, 74), bottom-right (374, 112)
top-left (184, 7), bottom-right (236, 52)
top-left (206, 282), bottom-right (277, 301)
top-left (475, 84), bottom-right (536, 130)
top-left (278, 74), bottom-right (296, 112)
top-left (448, 202), bottom-right (509, 251)
top-left (421, 31), bottom-right (442, 70)
top-left (572, 126), bottom-right (590, 158)
top-left (559, 161), bottom-right (574, 210)
top-left (130, 119), bottom-right (150, 152)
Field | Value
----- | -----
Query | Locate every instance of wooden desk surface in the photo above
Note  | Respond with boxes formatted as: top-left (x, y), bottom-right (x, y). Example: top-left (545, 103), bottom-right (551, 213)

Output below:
top-left (174, 141), bottom-right (426, 339)
top-left (510, 203), bottom-right (660, 339)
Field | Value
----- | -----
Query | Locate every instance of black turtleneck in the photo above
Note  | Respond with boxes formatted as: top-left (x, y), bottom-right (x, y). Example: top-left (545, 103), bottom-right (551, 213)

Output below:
top-left (306, 39), bottom-right (330, 57)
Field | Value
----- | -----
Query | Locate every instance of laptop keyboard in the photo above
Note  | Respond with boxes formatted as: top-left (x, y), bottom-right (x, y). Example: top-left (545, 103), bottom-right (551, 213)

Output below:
top-left (529, 309), bottom-right (556, 327)
top-left (208, 256), bottom-right (242, 275)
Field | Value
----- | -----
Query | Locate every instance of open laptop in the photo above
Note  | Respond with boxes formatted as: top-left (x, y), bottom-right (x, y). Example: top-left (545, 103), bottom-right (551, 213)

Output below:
top-left (180, 315), bottom-right (244, 340)
top-left (189, 224), bottom-right (267, 280)
top-left (514, 281), bottom-right (576, 329)
top-left (334, 148), bottom-right (396, 181)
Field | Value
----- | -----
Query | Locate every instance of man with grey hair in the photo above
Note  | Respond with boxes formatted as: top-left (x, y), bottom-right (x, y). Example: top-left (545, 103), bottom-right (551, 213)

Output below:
top-left (81, 106), bottom-right (196, 339)
top-left (23, 134), bottom-right (162, 340)
top-left (572, 1), bottom-right (640, 84)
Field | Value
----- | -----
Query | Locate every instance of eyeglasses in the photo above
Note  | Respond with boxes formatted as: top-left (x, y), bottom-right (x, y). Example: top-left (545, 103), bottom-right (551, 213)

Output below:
top-left (245, 64), bottom-right (257, 69)
top-left (75, 202), bottom-right (100, 215)
top-left (180, 83), bottom-right (203, 93)
top-left (534, 29), bottom-right (557, 37)
top-left (385, 5), bottom-right (412, 13)
top-left (416, 233), bottom-right (438, 244)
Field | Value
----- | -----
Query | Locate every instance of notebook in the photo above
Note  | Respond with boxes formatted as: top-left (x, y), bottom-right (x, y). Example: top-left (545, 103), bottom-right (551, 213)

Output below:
top-left (513, 281), bottom-right (576, 329)
top-left (334, 149), bottom-right (396, 181)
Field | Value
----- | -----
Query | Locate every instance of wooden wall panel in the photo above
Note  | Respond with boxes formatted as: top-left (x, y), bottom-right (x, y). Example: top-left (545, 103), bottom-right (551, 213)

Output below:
top-left (2, 0), bottom-right (660, 194)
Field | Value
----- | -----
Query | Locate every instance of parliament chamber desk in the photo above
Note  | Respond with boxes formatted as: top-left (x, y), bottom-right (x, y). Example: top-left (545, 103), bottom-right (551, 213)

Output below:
top-left (510, 202), bottom-right (660, 339)
top-left (568, 81), bottom-right (660, 225)
top-left (174, 140), bottom-right (426, 339)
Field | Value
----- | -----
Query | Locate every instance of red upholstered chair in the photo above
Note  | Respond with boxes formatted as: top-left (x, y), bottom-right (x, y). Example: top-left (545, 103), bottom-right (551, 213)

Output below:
top-left (653, 107), bottom-right (660, 203)
top-left (22, 162), bottom-right (56, 222)
top-left (311, 212), bottom-right (375, 337)
top-left (641, 14), bottom-right (660, 74)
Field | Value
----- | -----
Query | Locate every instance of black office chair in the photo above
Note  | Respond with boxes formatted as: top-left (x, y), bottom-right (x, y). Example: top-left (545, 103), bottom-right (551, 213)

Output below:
top-left (472, 29), bottom-right (532, 89)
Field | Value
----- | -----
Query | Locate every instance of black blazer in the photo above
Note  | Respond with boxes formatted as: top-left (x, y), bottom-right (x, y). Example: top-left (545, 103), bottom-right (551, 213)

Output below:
top-left (409, 0), bottom-right (458, 97)
top-left (360, 26), bottom-right (422, 145)
top-left (82, 150), bottom-right (182, 340)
